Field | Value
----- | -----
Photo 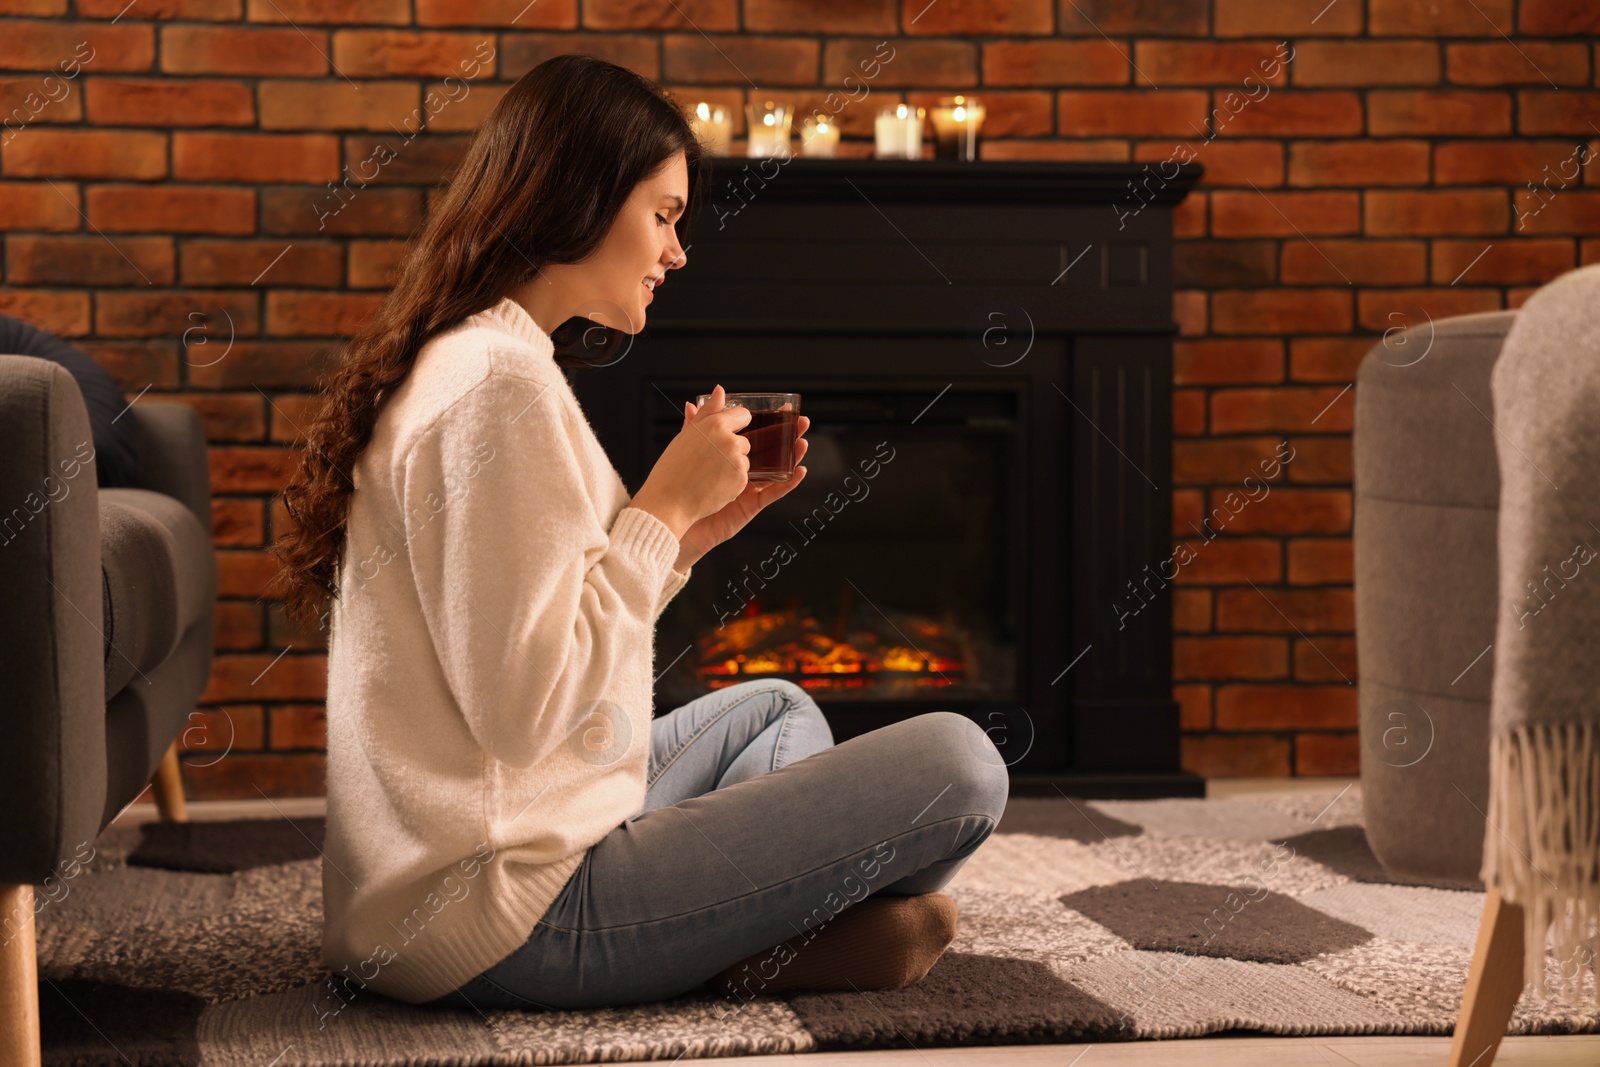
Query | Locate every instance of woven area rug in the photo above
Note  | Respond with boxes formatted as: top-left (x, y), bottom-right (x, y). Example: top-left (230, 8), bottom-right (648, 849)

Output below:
top-left (37, 787), bottom-right (1599, 1065)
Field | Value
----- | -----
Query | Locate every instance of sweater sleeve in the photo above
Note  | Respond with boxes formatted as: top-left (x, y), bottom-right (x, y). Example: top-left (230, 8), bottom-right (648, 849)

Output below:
top-left (400, 377), bottom-right (682, 770)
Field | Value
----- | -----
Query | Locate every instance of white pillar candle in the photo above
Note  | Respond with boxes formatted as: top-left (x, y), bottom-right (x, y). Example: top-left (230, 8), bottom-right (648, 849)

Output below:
top-left (690, 101), bottom-right (732, 156)
top-left (874, 104), bottom-right (924, 160)
top-left (800, 115), bottom-right (840, 157)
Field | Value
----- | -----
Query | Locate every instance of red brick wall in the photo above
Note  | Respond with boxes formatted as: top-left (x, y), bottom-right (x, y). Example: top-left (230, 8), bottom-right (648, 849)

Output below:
top-left (2, 0), bottom-right (1595, 796)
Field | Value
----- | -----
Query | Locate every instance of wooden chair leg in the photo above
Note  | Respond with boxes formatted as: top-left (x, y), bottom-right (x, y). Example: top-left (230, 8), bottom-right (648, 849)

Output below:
top-left (1448, 888), bottom-right (1526, 1067)
top-left (151, 739), bottom-right (188, 823)
top-left (0, 884), bottom-right (42, 1067)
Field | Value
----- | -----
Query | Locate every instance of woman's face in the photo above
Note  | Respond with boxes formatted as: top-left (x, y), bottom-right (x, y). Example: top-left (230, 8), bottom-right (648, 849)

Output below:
top-left (587, 150), bottom-right (690, 334)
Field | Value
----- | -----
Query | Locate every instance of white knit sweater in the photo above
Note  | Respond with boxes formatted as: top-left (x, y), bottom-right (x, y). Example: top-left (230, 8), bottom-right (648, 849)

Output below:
top-left (319, 295), bottom-right (692, 1005)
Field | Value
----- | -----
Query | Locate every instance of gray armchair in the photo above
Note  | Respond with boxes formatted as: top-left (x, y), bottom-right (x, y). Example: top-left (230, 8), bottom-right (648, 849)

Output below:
top-left (0, 353), bottom-right (217, 1067)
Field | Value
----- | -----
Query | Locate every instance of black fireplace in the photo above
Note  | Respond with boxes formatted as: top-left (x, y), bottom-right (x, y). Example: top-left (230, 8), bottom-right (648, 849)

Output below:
top-left (567, 158), bottom-right (1203, 797)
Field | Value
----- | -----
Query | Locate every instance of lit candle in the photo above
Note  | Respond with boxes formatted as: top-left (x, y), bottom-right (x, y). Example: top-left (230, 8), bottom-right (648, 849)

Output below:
top-left (929, 95), bottom-right (985, 162)
top-left (874, 103), bottom-right (924, 160)
top-left (745, 99), bottom-right (793, 159)
top-left (799, 114), bottom-right (840, 157)
top-left (690, 101), bottom-right (732, 156)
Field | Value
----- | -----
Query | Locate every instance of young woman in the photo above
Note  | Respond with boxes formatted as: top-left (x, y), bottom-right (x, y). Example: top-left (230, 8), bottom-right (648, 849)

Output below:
top-left (269, 54), bottom-right (1008, 1013)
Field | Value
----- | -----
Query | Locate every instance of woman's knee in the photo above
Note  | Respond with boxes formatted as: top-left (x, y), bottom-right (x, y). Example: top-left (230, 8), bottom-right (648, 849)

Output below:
top-left (912, 711), bottom-right (1009, 821)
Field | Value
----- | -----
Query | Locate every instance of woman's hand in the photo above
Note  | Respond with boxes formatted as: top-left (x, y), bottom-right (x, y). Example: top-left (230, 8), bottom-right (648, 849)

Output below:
top-left (672, 399), bottom-right (809, 573)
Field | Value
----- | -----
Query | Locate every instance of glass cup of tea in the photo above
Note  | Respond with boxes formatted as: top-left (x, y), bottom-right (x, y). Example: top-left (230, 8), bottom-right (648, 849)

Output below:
top-left (694, 391), bottom-right (802, 482)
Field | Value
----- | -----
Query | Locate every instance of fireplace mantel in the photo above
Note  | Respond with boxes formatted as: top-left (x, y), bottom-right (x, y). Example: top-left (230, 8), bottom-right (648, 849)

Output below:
top-left (570, 159), bottom-right (1205, 798)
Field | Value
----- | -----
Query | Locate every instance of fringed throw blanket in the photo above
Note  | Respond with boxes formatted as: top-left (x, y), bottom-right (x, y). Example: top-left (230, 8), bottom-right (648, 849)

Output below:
top-left (1485, 262), bottom-right (1600, 1008)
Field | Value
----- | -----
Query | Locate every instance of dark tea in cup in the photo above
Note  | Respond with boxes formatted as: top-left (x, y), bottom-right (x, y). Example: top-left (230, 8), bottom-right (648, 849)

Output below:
top-left (694, 391), bottom-right (801, 481)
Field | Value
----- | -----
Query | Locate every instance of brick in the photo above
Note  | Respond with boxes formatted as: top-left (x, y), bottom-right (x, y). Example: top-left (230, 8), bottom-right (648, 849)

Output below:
top-left (1173, 590), bottom-right (1212, 634)
top-left (500, 33), bottom-right (658, 80)
top-left (266, 291), bottom-right (384, 336)
top-left (1173, 192), bottom-right (1206, 238)
top-left (1134, 41), bottom-right (1290, 87)
top-left (420, 80), bottom-right (506, 133)
top-left (261, 186), bottom-right (421, 236)
top-left (217, 549), bottom-right (278, 596)
top-left (1058, 90), bottom-right (1209, 137)
top-left (0, 74), bottom-right (84, 127)
top-left (1212, 385), bottom-right (1354, 433)
top-left (1063, 0), bottom-right (1209, 35)
top-left (417, 0), bottom-right (575, 24)
top-left (1295, 732), bottom-right (1359, 775)
top-left (1281, 239), bottom-right (1428, 286)
top-left (174, 132), bottom-right (340, 183)
top-left (822, 38), bottom-right (974, 89)
top-left (1181, 735), bottom-right (1291, 777)
top-left (1432, 239), bottom-right (1575, 285)
top-left (1211, 290), bottom-right (1352, 335)
top-left (348, 239), bottom-right (406, 288)
top-left (1446, 42), bottom-right (1589, 86)
top-left (80, 0), bottom-right (239, 14)
top-left (1176, 636), bottom-right (1288, 681)
top-left (247, 0), bottom-right (409, 23)
top-left (87, 185), bottom-right (255, 234)
top-left (1176, 437), bottom-right (1287, 486)
top-left (180, 753), bottom-right (326, 801)
top-left (1287, 538), bottom-right (1353, 584)
top-left (583, 0), bottom-right (737, 31)
top-left (983, 136), bottom-right (1132, 162)
top-left (1370, 90), bottom-right (1512, 136)
top-left (1292, 636), bottom-right (1357, 682)
top-left (1288, 140), bottom-right (1430, 187)
top-left (213, 499), bottom-right (265, 548)
top-left (96, 290), bottom-right (260, 339)
top-left (267, 393), bottom-right (320, 443)
top-left (86, 77), bottom-right (253, 126)
top-left (186, 340), bottom-right (338, 388)
top-left (1584, 239), bottom-right (1600, 265)
top-left (1211, 190), bottom-right (1360, 237)
top-left (184, 393), bottom-right (266, 441)
top-left (1435, 139), bottom-right (1595, 185)
top-left (209, 445), bottom-right (297, 494)
top-left (330, 30), bottom-right (495, 78)
top-left (161, 26), bottom-right (327, 76)
top-left (1357, 289), bottom-right (1502, 332)
top-left (904, 0), bottom-right (1051, 34)
top-left (983, 40), bottom-right (1129, 86)
top-left (0, 0), bottom-right (66, 11)
top-left (1137, 140), bottom-right (1282, 187)
top-left (1209, 488), bottom-right (1350, 536)
top-left (213, 601), bottom-right (265, 648)
top-left (6, 234), bottom-right (174, 286)
top-left (1516, 191), bottom-right (1600, 234)
top-left (1290, 337), bottom-right (1373, 382)
top-left (78, 340), bottom-right (181, 389)
top-left (1173, 487), bottom-right (1205, 534)
top-left (1506, 286), bottom-right (1540, 308)
top-left (1365, 191), bottom-right (1511, 237)
top-left (0, 21), bottom-right (154, 72)
top-left (269, 704), bottom-right (328, 748)
top-left (1292, 41), bottom-right (1441, 87)
top-left (2, 128), bottom-right (166, 179)
top-left (0, 181), bottom-right (81, 230)
top-left (0, 290), bottom-right (89, 335)
top-left (257, 80), bottom-right (420, 132)
top-left (341, 133), bottom-right (470, 185)
top-left (743, 0), bottom-right (894, 33)
top-left (1174, 289), bottom-right (1207, 336)
top-left (181, 239), bottom-right (342, 287)
top-left (1174, 339), bottom-right (1284, 385)
top-left (1215, 684), bottom-right (1356, 730)
top-left (1174, 240), bottom-right (1276, 288)
top-left (180, 705), bottom-right (264, 757)
top-left (1284, 439), bottom-right (1351, 485)
top-left (1519, 0), bottom-right (1600, 33)
top-left (1174, 683), bottom-right (1211, 729)
top-left (1370, 0), bottom-right (1511, 35)
top-left (1519, 92), bottom-right (1600, 136)
top-left (663, 35), bottom-right (819, 86)
top-left (1214, 91), bottom-right (1364, 137)
top-left (1170, 538), bottom-right (1282, 584)
top-left (1173, 388), bottom-right (1206, 436)
top-left (1217, 585), bottom-right (1353, 631)
top-left (1214, 0), bottom-right (1361, 36)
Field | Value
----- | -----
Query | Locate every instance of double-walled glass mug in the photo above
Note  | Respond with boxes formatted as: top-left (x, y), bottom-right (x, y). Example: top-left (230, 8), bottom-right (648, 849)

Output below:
top-left (693, 391), bottom-right (801, 482)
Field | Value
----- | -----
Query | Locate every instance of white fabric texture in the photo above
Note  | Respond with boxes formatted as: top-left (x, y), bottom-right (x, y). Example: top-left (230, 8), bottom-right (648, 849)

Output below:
top-left (320, 295), bottom-right (692, 1004)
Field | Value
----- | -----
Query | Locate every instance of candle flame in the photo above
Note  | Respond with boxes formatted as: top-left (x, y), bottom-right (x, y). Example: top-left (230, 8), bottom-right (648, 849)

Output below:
top-left (696, 101), bottom-right (710, 120)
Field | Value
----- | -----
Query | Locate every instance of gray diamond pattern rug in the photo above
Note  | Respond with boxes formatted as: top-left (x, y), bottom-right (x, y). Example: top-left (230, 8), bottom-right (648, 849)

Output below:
top-left (35, 788), bottom-right (1599, 1065)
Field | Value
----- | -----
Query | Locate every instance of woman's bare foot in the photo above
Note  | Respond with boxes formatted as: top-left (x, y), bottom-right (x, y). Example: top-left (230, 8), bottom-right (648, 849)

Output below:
top-left (706, 892), bottom-right (958, 996)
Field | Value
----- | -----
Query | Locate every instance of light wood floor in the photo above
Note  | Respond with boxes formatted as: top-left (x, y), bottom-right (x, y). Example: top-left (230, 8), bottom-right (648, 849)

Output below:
top-left (110, 781), bottom-right (1599, 1065)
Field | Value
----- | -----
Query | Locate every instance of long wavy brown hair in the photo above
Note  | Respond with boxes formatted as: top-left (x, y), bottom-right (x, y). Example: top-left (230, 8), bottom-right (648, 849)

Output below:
top-left (266, 53), bottom-right (712, 635)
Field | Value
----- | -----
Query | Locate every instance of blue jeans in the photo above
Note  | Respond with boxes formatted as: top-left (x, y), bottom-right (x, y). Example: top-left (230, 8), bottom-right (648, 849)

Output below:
top-left (421, 679), bottom-right (1008, 1011)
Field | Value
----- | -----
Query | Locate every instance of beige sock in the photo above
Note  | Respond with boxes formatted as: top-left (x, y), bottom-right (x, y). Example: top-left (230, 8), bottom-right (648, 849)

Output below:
top-left (706, 892), bottom-right (958, 997)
